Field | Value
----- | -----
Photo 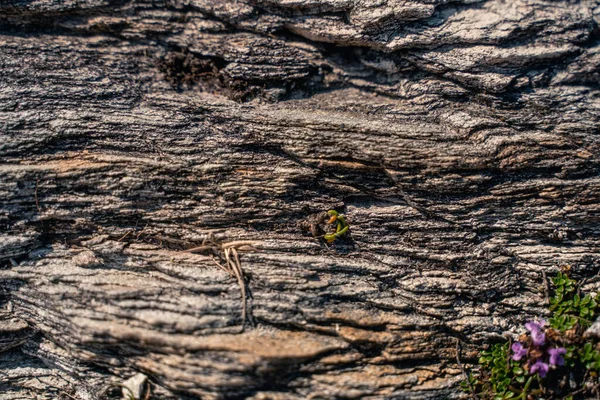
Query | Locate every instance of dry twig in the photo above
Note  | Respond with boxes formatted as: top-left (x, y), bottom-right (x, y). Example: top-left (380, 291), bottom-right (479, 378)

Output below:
top-left (59, 390), bottom-right (78, 400)
top-left (456, 338), bottom-right (479, 400)
top-left (117, 230), bottom-right (133, 243)
top-left (185, 235), bottom-right (258, 326)
top-left (143, 383), bottom-right (151, 400)
top-left (560, 384), bottom-right (600, 400)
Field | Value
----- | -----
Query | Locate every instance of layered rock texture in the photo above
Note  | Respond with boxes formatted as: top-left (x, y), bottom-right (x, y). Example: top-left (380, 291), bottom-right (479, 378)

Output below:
top-left (1, 0), bottom-right (599, 398)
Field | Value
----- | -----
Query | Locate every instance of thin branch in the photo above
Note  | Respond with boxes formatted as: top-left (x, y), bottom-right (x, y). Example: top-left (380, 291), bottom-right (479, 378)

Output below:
top-left (456, 338), bottom-right (479, 400)
top-left (186, 244), bottom-right (215, 253)
top-left (506, 335), bottom-right (512, 371)
top-left (185, 236), bottom-right (256, 327)
top-left (380, 164), bottom-right (458, 225)
top-left (136, 224), bottom-right (148, 240)
top-left (99, 383), bottom-right (136, 400)
top-left (230, 248), bottom-right (247, 323)
top-left (210, 255), bottom-right (230, 275)
top-left (221, 240), bottom-right (259, 249)
top-left (560, 385), bottom-right (591, 400)
top-left (456, 338), bottom-right (467, 378)
top-left (578, 277), bottom-right (589, 297)
top-left (59, 390), bottom-right (79, 400)
top-left (143, 381), bottom-right (151, 400)
top-left (117, 230), bottom-right (133, 243)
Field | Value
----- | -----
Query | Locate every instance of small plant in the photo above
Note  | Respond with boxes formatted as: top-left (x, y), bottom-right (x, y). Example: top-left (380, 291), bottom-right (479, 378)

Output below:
top-left (462, 269), bottom-right (600, 399)
top-left (477, 342), bottom-right (527, 399)
top-left (549, 272), bottom-right (598, 331)
top-left (297, 209), bottom-right (350, 243)
top-left (323, 210), bottom-right (349, 243)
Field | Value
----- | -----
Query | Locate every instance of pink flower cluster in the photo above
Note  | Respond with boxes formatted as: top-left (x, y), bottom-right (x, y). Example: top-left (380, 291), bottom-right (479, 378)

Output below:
top-left (511, 320), bottom-right (566, 378)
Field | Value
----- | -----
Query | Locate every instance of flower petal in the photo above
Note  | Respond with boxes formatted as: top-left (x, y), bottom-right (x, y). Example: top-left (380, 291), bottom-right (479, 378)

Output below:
top-left (530, 360), bottom-right (549, 378)
top-left (548, 347), bottom-right (567, 366)
top-left (511, 342), bottom-right (527, 361)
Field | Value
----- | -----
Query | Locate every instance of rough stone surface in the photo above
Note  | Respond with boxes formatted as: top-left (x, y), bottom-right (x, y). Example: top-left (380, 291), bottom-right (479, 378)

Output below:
top-left (122, 373), bottom-right (148, 400)
top-left (0, 0), bottom-right (599, 398)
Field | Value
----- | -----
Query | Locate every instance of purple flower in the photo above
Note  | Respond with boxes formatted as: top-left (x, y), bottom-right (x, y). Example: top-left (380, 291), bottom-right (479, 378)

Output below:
top-left (511, 342), bottom-right (528, 361)
top-left (547, 347), bottom-right (567, 366)
top-left (525, 320), bottom-right (546, 347)
top-left (530, 360), bottom-right (550, 378)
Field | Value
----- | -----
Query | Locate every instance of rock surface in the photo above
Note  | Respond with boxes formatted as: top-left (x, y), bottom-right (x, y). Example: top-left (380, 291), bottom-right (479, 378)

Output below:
top-left (1, 0), bottom-right (599, 398)
top-left (122, 373), bottom-right (148, 400)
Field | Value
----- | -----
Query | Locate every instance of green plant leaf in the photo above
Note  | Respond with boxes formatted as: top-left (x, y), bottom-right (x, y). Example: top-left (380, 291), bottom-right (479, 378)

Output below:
top-left (512, 366), bottom-right (523, 375)
top-left (582, 295), bottom-right (591, 306)
top-left (503, 391), bottom-right (515, 399)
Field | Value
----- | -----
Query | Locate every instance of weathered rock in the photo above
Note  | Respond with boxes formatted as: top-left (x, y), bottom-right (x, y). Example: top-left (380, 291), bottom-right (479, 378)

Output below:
top-left (585, 317), bottom-right (600, 340)
top-left (0, 0), bottom-right (599, 398)
top-left (121, 373), bottom-right (148, 400)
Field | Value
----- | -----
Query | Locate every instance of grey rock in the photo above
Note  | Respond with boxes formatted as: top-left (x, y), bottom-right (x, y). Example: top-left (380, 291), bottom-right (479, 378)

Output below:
top-left (122, 373), bottom-right (148, 400)
top-left (585, 318), bottom-right (600, 340)
top-left (0, 0), bottom-right (599, 398)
